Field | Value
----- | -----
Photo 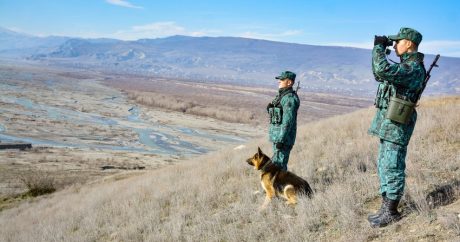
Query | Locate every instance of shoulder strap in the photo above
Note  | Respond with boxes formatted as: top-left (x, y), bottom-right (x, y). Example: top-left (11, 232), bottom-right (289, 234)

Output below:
top-left (272, 89), bottom-right (295, 107)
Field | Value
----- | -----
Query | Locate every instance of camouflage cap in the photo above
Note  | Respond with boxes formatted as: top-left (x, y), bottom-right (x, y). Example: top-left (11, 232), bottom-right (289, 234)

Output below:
top-left (388, 27), bottom-right (423, 45)
top-left (275, 71), bottom-right (296, 81)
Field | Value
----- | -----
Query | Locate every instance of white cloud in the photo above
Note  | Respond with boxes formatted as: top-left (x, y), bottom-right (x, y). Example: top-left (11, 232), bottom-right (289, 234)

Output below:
top-left (419, 40), bottom-right (460, 57)
top-left (4, 26), bottom-right (24, 33)
top-left (106, 0), bottom-right (143, 9)
top-left (131, 22), bottom-right (185, 34)
top-left (325, 41), bottom-right (373, 49)
top-left (111, 22), bottom-right (218, 40)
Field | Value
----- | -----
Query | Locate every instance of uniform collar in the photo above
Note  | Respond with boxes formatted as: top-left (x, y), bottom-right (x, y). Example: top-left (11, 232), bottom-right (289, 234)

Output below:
top-left (401, 51), bottom-right (424, 63)
top-left (278, 87), bottom-right (293, 95)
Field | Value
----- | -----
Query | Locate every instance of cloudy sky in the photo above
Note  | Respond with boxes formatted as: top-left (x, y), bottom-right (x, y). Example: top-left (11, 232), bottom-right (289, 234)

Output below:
top-left (1, 0), bottom-right (459, 57)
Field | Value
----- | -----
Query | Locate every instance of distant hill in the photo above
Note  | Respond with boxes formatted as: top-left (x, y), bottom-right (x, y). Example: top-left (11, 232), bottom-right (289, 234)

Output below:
top-left (0, 27), bottom-right (69, 56)
top-left (1, 28), bottom-right (459, 96)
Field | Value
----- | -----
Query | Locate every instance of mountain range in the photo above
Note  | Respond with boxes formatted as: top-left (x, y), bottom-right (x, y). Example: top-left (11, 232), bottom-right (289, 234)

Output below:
top-left (1, 27), bottom-right (458, 96)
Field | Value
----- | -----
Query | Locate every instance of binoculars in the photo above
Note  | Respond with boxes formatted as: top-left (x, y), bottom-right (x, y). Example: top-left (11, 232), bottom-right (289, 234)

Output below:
top-left (384, 37), bottom-right (393, 55)
top-left (384, 37), bottom-right (394, 47)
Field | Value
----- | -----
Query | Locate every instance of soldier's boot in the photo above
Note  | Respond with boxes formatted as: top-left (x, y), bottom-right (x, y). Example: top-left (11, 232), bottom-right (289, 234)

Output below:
top-left (367, 193), bottom-right (387, 221)
top-left (369, 198), bottom-right (401, 228)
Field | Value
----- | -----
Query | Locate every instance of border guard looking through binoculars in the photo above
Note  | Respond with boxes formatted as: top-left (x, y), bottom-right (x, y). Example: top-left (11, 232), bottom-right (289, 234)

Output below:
top-left (367, 27), bottom-right (440, 228)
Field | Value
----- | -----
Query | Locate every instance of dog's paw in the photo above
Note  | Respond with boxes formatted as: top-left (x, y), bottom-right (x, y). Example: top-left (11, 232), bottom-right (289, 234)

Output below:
top-left (258, 198), bottom-right (271, 211)
top-left (285, 201), bottom-right (297, 206)
top-left (258, 204), bottom-right (268, 212)
top-left (282, 214), bottom-right (295, 219)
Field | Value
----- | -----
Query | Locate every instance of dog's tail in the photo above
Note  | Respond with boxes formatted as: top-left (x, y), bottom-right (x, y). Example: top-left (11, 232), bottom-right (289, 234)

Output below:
top-left (301, 181), bottom-right (313, 198)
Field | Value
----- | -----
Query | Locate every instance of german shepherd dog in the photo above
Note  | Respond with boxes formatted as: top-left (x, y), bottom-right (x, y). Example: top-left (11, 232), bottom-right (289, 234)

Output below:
top-left (246, 147), bottom-right (313, 209)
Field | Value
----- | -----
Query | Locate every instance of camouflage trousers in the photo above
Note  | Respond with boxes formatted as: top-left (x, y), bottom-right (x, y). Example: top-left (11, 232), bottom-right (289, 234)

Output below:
top-left (272, 143), bottom-right (293, 171)
top-left (377, 139), bottom-right (407, 200)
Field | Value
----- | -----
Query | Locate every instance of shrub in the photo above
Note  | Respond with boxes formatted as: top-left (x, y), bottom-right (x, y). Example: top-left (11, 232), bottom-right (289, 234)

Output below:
top-left (19, 171), bottom-right (56, 197)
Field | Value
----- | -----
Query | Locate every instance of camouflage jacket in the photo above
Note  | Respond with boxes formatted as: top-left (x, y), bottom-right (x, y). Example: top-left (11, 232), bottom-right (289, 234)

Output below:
top-left (268, 87), bottom-right (300, 146)
top-left (368, 45), bottom-right (426, 146)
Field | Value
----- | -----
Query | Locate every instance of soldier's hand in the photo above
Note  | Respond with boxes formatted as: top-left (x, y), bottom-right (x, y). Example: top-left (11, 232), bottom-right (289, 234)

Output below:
top-left (266, 103), bottom-right (274, 112)
top-left (275, 143), bottom-right (284, 149)
top-left (374, 35), bottom-right (390, 47)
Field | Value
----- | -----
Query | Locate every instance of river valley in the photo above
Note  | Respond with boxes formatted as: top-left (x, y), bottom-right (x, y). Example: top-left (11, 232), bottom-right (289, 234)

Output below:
top-left (0, 63), bottom-right (264, 200)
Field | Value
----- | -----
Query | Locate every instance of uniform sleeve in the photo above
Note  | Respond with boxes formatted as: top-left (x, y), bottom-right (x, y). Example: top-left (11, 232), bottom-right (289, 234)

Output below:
top-left (277, 95), bottom-right (298, 143)
top-left (372, 45), bottom-right (417, 88)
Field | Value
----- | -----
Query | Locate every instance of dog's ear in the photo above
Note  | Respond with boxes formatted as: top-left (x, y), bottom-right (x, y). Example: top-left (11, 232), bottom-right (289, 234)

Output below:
top-left (257, 146), bottom-right (262, 156)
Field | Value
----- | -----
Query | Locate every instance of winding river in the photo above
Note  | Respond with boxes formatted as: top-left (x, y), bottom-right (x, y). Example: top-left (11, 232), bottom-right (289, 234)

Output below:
top-left (0, 81), bottom-right (248, 156)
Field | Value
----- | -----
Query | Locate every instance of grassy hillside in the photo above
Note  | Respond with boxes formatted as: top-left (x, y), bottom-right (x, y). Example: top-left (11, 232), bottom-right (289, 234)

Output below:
top-left (0, 97), bottom-right (459, 241)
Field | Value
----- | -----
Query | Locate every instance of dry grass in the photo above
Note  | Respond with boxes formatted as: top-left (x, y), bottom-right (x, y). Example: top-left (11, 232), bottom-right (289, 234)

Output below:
top-left (128, 91), bottom-right (257, 124)
top-left (0, 96), bottom-right (458, 241)
top-left (105, 76), bottom-right (372, 125)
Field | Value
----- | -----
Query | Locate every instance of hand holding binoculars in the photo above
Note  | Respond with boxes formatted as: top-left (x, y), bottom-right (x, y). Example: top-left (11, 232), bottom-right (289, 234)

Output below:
top-left (374, 35), bottom-right (393, 47)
